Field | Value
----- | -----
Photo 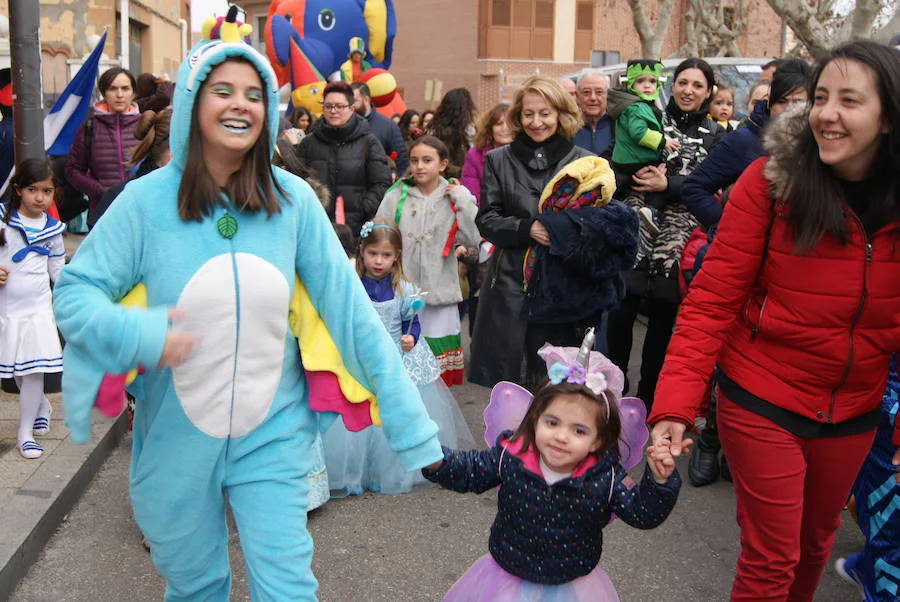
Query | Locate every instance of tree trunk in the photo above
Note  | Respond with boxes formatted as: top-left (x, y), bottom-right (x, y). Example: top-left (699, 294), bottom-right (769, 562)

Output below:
top-left (764, 0), bottom-right (831, 56)
top-left (627, 0), bottom-right (678, 58)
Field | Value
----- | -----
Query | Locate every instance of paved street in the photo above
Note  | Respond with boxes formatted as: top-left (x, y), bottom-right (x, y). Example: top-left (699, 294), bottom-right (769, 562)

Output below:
top-left (10, 323), bottom-right (865, 601)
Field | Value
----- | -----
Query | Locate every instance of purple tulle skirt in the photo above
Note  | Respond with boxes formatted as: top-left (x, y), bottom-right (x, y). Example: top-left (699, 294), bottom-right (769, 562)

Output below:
top-left (443, 554), bottom-right (620, 602)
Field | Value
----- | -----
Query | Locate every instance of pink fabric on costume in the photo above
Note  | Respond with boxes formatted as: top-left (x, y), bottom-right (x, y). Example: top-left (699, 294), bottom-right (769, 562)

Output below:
top-left (95, 373), bottom-right (127, 417)
top-left (305, 370), bottom-right (374, 431)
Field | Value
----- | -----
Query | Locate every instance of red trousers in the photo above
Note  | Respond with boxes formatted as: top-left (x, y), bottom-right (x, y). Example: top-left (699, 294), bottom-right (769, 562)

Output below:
top-left (717, 392), bottom-right (875, 601)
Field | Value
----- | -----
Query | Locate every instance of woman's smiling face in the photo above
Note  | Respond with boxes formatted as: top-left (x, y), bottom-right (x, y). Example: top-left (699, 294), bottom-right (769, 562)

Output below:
top-left (197, 60), bottom-right (265, 164)
top-left (671, 67), bottom-right (710, 113)
top-left (520, 92), bottom-right (559, 143)
top-left (809, 58), bottom-right (889, 181)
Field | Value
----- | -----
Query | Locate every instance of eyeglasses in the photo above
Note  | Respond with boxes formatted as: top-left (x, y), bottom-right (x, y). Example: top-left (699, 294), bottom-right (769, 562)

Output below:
top-left (322, 103), bottom-right (350, 112)
top-left (578, 89), bottom-right (607, 98)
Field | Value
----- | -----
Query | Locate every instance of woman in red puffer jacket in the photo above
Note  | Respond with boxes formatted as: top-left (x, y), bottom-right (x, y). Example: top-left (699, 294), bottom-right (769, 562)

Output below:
top-left (649, 41), bottom-right (900, 601)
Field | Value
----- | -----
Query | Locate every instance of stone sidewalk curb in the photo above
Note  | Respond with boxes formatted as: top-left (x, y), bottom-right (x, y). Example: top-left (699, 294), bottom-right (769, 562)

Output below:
top-left (0, 411), bottom-right (129, 600)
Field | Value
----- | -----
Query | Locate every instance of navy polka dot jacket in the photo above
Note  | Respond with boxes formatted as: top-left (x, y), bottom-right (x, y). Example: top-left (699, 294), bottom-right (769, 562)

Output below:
top-left (422, 431), bottom-right (681, 585)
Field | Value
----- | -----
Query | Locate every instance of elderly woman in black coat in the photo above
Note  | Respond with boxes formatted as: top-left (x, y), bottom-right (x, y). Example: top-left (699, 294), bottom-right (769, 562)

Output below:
top-left (469, 76), bottom-right (636, 389)
top-left (295, 81), bottom-right (391, 235)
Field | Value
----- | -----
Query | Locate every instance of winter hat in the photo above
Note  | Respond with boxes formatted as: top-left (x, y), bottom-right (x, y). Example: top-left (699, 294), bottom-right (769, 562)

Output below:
top-left (624, 59), bottom-right (664, 102)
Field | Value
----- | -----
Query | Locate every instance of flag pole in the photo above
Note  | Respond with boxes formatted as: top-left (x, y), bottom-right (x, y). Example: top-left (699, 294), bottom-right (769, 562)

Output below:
top-left (8, 0), bottom-right (44, 161)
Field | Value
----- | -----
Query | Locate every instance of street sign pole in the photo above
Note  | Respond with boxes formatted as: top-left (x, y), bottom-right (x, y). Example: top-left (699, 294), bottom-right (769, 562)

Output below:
top-left (9, 0), bottom-right (44, 161)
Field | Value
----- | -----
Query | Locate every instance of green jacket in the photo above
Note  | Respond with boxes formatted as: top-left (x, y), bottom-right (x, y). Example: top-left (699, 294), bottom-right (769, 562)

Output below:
top-left (607, 88), bottom-right (665, 166)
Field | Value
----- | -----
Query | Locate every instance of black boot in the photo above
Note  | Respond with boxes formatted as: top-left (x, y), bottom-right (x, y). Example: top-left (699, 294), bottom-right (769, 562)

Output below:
top-left (689, 428), bottom-right (721, 487)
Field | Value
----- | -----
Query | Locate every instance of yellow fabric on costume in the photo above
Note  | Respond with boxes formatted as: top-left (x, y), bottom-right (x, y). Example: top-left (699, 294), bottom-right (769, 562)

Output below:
top-left (119, 284), bottom-right (147, 386)
top-left (288, 277), bottom-right (380, 426)
top-left (537, 156), bottom-right (616, 212)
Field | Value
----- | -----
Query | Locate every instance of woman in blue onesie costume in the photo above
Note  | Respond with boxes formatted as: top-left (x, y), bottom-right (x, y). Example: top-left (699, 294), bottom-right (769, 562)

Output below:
top-left (325, 220), bottom-right (473, 496)
top-left (52, 10), bottom-right (442, 601)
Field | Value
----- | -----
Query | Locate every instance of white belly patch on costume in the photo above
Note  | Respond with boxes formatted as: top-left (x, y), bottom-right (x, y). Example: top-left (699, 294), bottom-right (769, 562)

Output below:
top-left (172, 253), bottom-right (289, 438)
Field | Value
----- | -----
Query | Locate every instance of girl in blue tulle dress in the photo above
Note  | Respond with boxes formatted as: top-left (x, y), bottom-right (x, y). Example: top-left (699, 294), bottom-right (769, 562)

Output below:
top-left (324, 220), bottom-right (474, 496)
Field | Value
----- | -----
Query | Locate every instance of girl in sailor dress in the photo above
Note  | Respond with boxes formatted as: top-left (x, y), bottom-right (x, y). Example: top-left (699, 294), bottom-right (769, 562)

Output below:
top-left (324, 220), bottom-right (474, 495)
top-left (0, 158), bottom-right (66, 459)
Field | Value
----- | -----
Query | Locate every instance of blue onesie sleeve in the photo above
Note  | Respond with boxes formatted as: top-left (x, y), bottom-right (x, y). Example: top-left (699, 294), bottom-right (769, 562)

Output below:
top-left (287, 173), bottom-right (443, 472)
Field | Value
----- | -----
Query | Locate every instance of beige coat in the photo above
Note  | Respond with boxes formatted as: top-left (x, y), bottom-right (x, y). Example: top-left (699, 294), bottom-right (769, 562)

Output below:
top-left (376, 177), bottom-right (479, 305)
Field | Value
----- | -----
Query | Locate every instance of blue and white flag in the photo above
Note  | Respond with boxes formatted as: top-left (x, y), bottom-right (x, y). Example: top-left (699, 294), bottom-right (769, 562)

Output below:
top-left (44, 30), bottom-right (107, 156)
top-left (0, 31), bottom-right (107, 197)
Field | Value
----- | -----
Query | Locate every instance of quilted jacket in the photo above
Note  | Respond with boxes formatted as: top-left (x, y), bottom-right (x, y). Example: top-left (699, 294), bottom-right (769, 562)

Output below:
top-left (295, 113), bottom-right (391, 236)
top-left (65, 102), bottom-right (141, 217)
top-left (648, 107), bottom-right (900, 445)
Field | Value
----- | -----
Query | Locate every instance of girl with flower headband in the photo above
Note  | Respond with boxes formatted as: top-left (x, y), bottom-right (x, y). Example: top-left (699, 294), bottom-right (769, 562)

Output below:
top-left (422, 330), bottom-right (681, 601)
top-left (375, 136), bottom-right (479, 386)
top-left (324, 219), bottom-right (474, 496)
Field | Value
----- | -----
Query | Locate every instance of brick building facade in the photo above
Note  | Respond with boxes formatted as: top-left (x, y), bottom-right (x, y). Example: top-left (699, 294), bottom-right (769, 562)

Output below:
top-left (391, 0), bottom-right (785, 113)
top-left (0, 0), bottom-right (190, 104)
top-left (235, 0), bottom-right (784, 114)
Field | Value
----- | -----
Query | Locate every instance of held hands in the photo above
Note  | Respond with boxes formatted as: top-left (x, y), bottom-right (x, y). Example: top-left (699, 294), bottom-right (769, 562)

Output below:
top-left (400, 334), bottom-right (415, 352)
top-left (646, 440), bottom-right (677, 483)
top-left (530, 221), bottom-right (550, 246)
top-left (632, 163), bottom-right (668, 194)
top-left (0, 266), bottom-right (7, 287)
top-left (157, 309), bottom-right (199, 369)
top-left (650, 420), bottom-right (692, 458)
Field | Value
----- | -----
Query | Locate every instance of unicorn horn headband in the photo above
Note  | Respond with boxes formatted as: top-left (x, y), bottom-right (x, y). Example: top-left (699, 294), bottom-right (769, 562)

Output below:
top-left (545, 328), bottom-right (608, 398)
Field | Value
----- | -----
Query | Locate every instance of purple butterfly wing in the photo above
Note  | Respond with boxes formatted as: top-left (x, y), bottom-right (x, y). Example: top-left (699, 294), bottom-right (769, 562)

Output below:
top-left (616, 397), bottom-right (649, 471)
top-left (483, 381), bottom-right (533, 446)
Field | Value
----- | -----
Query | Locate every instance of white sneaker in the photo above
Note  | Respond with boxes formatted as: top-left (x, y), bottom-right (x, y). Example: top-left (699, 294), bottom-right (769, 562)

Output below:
top-left (18, 440), bottom-right (44, 459)
top-left (33, 404), bottom-right (52, 436)
top-left (639, 207), bottom-right (661, 236)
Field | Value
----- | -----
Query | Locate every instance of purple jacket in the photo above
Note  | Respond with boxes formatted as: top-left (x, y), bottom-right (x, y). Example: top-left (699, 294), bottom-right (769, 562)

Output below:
top-left (460, 145), bottom-right (492, 205)
top-left (65, 102), bottom-right (141, 212)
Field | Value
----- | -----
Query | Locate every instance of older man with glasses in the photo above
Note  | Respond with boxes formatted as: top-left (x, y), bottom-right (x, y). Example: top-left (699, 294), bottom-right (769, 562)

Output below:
top-left (573, 70), bottom-right (614, 157)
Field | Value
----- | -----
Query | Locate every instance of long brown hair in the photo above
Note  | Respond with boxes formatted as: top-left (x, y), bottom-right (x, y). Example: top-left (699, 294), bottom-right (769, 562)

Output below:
top-left (473, 103), bottom-right (509, 151)
top-left (783, 41), bottom-right (900, 252)
top-left (177, 57), bottom-right (288, 221)
top-left (509, 380), bottom-right (622, 460)
top-left (355, 219), bottom-right (408, 292)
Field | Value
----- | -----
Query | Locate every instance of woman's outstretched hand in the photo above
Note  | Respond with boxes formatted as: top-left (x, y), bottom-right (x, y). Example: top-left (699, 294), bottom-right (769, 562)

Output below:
top-left (650, 420), bottom-right (692, 457)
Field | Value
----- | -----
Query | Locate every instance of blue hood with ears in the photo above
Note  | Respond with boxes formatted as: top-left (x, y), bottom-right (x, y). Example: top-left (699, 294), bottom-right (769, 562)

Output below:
top-left (169, 39), bottom-right (281, 172)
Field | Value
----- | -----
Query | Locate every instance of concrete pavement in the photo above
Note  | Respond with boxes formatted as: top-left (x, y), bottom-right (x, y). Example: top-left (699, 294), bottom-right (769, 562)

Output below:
top-left (6, 320), bottom-right (867, 601)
